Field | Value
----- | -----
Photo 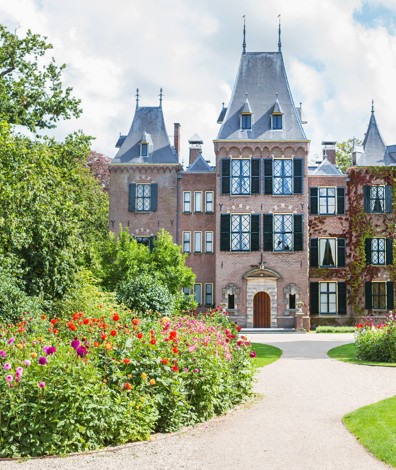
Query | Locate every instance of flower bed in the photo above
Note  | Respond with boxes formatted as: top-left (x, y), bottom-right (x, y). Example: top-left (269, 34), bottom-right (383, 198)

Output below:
top-left (355, 313), bottom-right (396, 362)
top-left (0, 308), bottom-right (254, 457)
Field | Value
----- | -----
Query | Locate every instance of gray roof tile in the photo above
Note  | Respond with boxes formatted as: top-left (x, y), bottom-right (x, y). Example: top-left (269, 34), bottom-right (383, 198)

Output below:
top-left (359, 110), bottom-right (388, 166)
top-left (186, 153), bottom-right (215, 172)
top-left (310, 157), bottom-right (344, 176)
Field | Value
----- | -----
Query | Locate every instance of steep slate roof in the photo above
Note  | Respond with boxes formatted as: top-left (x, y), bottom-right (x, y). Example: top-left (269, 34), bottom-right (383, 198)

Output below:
top-left (310, 157), bottom-right (344, 176)
top-left (186, 153), bottom-right (215, 172)
top-left (112, 106), bottom-right (178, 164)
top-left (217, 52), bottom-right (307, 141)
top-left (359, 108), bottom-right (389, 166)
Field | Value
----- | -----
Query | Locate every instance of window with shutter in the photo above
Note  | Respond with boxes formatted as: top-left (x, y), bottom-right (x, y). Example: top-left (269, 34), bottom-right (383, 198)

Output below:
top-left (273, 160), bottom-right (293, 195)
top-left (319, 282), bottom-right (337, 314)
top-left (231, 160), bottom-right (251, 195)
top-left (318, 187), bottom-right (336, 215)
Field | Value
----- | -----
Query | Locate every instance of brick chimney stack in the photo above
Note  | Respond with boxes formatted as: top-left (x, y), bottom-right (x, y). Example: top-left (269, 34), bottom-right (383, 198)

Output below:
top-left (188, 134), bottom-right (203, 166)
top-left (174, 123), bottom-right (181, 159)
top-left (322, 141), bottom-right (337, 165)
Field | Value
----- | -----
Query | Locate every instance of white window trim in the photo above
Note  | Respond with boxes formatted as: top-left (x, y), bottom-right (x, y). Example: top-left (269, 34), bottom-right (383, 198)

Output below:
top-left (140, 142), bottom-right (148, 157)
top-left (205, 231), bottom-right (214, 253)
top-left (182, 231), bottom-right (191, 253)
top-left (194, 283), bottom-right (202, 306)
top-left (318, 237), bottom-right (338, 267)
top-left (273, 213), bottom-right (294, 252)
top-left (135, 183), bottom-right (151, 212)
top-left (371, 281), bottom-right (388, 310)
top-left (231, 158), bottom-right (251, 196)
top-left (194, 231), bottom-right (202, 253)
top-left (183, 191), bottom-right (191, 213)
top-left (205, 191), bottom-right (214, 213)
top-left (319, 281), bottom-right (338, 315)
top-left (194, 191), bottom-right (203, 213)
top-left (371, 238), bottom-right (386, 265)
top-left (204, 283), bottom-right (214, 306)
top-left (318, 186), bottom-right (337, 215)
top-left (230, 213), bottom-right (251, 252)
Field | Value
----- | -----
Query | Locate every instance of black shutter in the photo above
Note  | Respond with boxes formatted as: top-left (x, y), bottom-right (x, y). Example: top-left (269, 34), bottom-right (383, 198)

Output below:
top-left (365, 238), bottom-right (372, 264)
top-left (310, 238), bottom-right (318, 267)
top-left (365, 282), bottom-right (372, 310)
top-left (220, 214), bottom-right (231, 251)
top-left (310, 188), bottom-right (318, 215)
top-left (386, 238), bottom-right (393, 265)
top-left (150, 184), bottom-right (158, 211)
top-left (128, 183), bottom-right (136, 212)
top-left (293, 215), bottom-right (303, 251)
top-left (337, 187), bottom-right (345, 215)
top-left (363, 186), bottom-right (370, 213)
top-left (387, 282), bottom-right (394, 310)
top-left (385, 185), bottom-right (393, 213)
top-left (251, 214), bottom-right (260, 251)
top-left (293, 158), bottom-right (303, 194)
top-left (263, 214), bottom-right (273, 251)
top-left (338, 282), bottom-right (347, 315)
top-left (310, 282), bottom-right (319, 315)
top-left (337, 238), bottom-right (346, 267)
top-left (264, 159), bottom-right (273, 195)
top-left (221, 159), bottom-right (231, 194)
top-left (251, 159), bottom-right (260, 194)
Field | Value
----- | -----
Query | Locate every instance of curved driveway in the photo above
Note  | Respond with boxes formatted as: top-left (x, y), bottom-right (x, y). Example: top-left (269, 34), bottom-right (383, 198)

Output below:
top-left (3, 333), bottom-right (396, 469)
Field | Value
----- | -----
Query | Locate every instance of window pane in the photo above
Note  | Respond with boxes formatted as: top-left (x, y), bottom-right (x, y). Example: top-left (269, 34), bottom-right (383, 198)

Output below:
top-left (371, 238), bottom-right (385, 265)
top-left (194, 192), bottom-right (202, 212)
top-left (241, 114), bottom-right (251, 129)
top-left (273, 160), bottom-right (292, 195)
top-left (205, 284), bottom-right (213, 305)
top-left (319, 187), bottom-right (336, 215)
top-left (272, 114), bottom-right (282, 129)
top-left (231, 214), bottom-right (250, 251)
top-left (370, 186), bottom-right (385, 212)
top-left (194, 232), bottom-right (202, 252)
top-left (319, 282), bottom-right (337, 314)
top-left (319, 239), bottom-right (336, 266)
top-left (205, 192), bottom-right (213, 212)
top-left (372, 282), bottom-right (386, 309)
top-left (183, 232), bottom-right (190, 253)
top-left (194, 284), bottom-right (202, 305)
top-left (183, 192), bottom-right (191, 212)
top-left (136, 184), bottom-right (151, 211)
top-left (231, 160), bottom-right (251, 195)
top-left (205, 232), bottom-right (213, 253)
top-left (274, 214), bottom-right (293, 251)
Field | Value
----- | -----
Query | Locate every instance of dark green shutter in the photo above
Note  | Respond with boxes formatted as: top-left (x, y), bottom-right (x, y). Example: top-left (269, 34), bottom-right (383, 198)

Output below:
top-left (263, 214), bottom-right (273, 251)
top-left (293, 215), bottom-right (303, 251)
top-left (337, 238), bottom-right (346, 267)
top-left (128, 183), bottom-right (136, 212)
top-left (220, 214), bottom-right (231, 251)
top-left (365, 282), bottom-right (372, 310)
top-left (385, 185), bottom-right (393, 213)
top-left (386, 238), bottom-right (393, 265)
top-left (365, 238), bottom-right (372, 264)
top-left (337, 187), bottom-right (345, 215)
top-left (310, 188), bottom-right (318, 215)
top-left (293, 158), bottom-right (303, 194)
top-left (150, 184), bottom-right (158, 211)
top-left (363, 186), bottom-right (370, 213)
top-left (310, 238), bottom-right (318, 267)
top-left (221, 159), bottom-right (231, 194)
top-left (251, 159), bottom-right (260, 194)
top-left (264, 159), bottom-right (273, 195)
top-left (310, 282), bottom-right (319, 315)
top-left (387, 282), bottom-right (394, 310)
top-left (338, 282), bottom-right (347, 315)
top-left (251, 214), bottom-right (260, 251)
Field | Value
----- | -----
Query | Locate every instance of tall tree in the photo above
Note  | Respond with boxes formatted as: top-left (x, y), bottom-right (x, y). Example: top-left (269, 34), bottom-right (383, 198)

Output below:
top-left (336, 138), bottom-right (362, 173)
top-left (0, 25), bottom-right (81, 130)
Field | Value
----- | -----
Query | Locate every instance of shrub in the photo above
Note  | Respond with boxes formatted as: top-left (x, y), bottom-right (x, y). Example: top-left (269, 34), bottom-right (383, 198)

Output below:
top-left (354, 315), bottom-right (396, 363)
top-left (315, 326), bottom-right (355, 333)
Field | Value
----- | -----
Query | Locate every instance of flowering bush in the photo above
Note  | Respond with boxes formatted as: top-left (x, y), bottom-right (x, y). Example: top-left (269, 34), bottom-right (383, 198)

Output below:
top-left (355, 314), bottom-right (396, 362)
top-left (0, 307), bottom-right (253, 457)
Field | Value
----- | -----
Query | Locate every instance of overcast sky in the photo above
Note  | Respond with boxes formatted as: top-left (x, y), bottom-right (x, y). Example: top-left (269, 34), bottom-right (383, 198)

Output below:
top-left (1, 0), bottom-right (396, 164)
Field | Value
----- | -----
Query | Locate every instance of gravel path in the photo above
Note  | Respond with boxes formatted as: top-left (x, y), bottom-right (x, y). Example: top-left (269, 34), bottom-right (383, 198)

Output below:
top-left (3, 333), bottom-right (396, 470)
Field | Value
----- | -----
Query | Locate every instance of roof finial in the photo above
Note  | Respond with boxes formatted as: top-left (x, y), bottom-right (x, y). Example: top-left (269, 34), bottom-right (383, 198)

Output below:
top-left (159, 88), bottom-right (163, 108)
top-left (371, 99), bottom-right (375, 114)
top-left (242, 15), bottom-right (246, 54)
top-left (135, 88), bottom-right (140, 109)
top-left (278, 14), bottom-right (282, 52)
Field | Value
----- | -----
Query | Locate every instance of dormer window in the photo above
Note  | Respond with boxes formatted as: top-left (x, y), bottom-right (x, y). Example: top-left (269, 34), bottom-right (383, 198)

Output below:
top-left (140, 142), bottom-right (148, 157)
top-left (241, 113), bottom-right (252, 130)
top-left (272, 114), bottom-right (283, 130)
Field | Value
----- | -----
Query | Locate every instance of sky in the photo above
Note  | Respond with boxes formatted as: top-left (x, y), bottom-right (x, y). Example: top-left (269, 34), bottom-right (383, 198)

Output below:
top-left (1, 0), bottom-right (396, 164)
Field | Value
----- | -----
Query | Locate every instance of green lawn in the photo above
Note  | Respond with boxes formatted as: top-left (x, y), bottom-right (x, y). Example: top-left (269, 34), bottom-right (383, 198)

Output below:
top-left (251, 343), bottom-right (282, 368)
top-left (343, 396), bottom-right (396, 468)
top-left (327, 343), bottom-right (396, 367)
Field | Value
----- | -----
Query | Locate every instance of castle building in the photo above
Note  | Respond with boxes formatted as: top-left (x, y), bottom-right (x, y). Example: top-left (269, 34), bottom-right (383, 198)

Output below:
top-left (109, 30), bottom-right (396, 329)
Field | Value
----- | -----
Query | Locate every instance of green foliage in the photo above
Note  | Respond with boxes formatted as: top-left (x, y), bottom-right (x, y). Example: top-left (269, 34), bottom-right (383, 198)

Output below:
top-left (328, 342), bottom-right (396, 366)
top-left (343, 396), bottom-right (396, 467)
top-left (251, 343), bottom-right (282, 368)
top-left (117, 273), bottom-right (176, 317)
top-left (0, 24), bottom-right (81, 131)
top-left (354, 316), bottom-right (396, 363)
top-left (315, 326), bottom-right (355, 333)
top-left (336, 138), bottom-right (362, 173)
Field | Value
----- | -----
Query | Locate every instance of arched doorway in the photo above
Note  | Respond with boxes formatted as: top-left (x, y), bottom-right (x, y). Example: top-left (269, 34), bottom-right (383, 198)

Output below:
top-left (253, 292), bottom-right (271, 328)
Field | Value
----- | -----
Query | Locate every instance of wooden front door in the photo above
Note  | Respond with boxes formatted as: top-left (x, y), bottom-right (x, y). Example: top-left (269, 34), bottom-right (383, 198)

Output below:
top-left (253, 292), bottom-right (271, 328)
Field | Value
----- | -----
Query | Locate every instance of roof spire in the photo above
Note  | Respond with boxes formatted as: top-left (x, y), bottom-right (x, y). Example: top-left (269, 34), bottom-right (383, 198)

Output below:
top-left (371, 99), bottom-right (375, 114)
top-left (159, 88), bottom-right (163, 108)
top-left (135, 88), bottom-right (140, 109)
top-left (242, 15), bottom-right (246, 54)
top-left (278, 14), bottom-right (282, 52)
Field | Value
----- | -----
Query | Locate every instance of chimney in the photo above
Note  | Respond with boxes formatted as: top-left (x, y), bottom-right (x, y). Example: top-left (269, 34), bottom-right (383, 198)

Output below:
top-left (322, 141), bottom-right (337, 165)
top-left (174, 123), bottom-right (181, 159)
top-left (188, 134), bottom-right (203, 166)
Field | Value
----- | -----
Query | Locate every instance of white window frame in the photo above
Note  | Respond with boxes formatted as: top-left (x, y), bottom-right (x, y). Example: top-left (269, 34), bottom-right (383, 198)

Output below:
top-left (372, 281), bottom-right (387, 309)
top-left (182, 231), bottom-right (191, 253)
top-left (231, 213), bottom-right (251, 251)
top-left (231, 159), bottom-right (251, 195)
top-left (183, 191), bottom-right (191, 213)
top-left (371, 238), bottom-right (386, 265)
top-left (273, 159), bottom-right (293, 195)
top-left (318, 187), bottom-right (337, 215)
top-left (205, 231), bottom-right (213, 253)
top-left (140, 142), bottom-right (148, 157)
top-left (194, 231), bottom-right (202, 253)
top-left (204, 283), bottom-right (213, 306)
top-left (319, 282), bottom-right (337, 314)
top-left (318, 238), bottom-right (337, 267)
top-left (194, 191), bottom-right (203, 213)
top-left (194, 283), bottom-right (202, 305)
top-left (205, 191), bottom-right (214, 213)
top-left (135, 183), bottom-right (151, 211)
top-left (273, 213), bottom-right (293, 251)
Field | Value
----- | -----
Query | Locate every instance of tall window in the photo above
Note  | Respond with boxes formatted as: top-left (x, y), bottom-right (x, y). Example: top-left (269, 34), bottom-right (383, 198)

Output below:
top-left (231, 214), bottom-right (250, 251)
top-left (273, 159), bottom-right (292, 195)
top-left (182, 232), bottom-right (191, 253)
top-left (319, 239), bottom-right (337, 267)
top-left (205, 284), bottom-right (213, 306)
top-left (320, 282), bottom-right (337, 314)
top-left (183, 191), bottom-right (191, 212)
top-left (136, 184), bottom-right (151, 211)
top-left (194, 232), bottom-right (202, 253)
top-left (228, 294), bottom-right (235, 310)
top-left (205, 191), bottom-right (214, 212)
top-left (319, 187), bottom-right (336, 215)
top-left (371, 239), bottom-right (386, 265)
top-left (289, 294), bottom-right (296, 310)
top-left (372, 282), bottom-right (387, 309)
top-left (205, 231), bottom-right (213, 253)
top-left (273, 214), bottom-right (293, 251)
top-left (194, 284), bottom-right (202, 306)
top-left (272, 114), bottom-right (283, 130)
top-left (231, 159), bottom-right (251, 195)
top-left (140, 142), bottom-right (148, 157)
top-left (241, 113), bottom-right (252, 130)
top-left (369, 186), bottom-right (385, 213)
top-left (194, 191), bottom-right (202, 212)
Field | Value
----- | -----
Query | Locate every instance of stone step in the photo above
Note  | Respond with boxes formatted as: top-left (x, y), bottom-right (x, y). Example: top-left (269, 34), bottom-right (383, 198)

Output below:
top-left (241, 328), bottom-right (297, 334)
